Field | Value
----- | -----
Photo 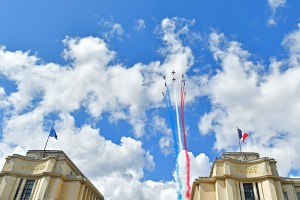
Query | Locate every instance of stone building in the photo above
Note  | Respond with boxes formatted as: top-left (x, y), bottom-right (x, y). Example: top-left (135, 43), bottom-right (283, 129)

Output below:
top-left (191, 152), bottom-right (300, 200)
top-left (0, 150), bottom-right (104, 200)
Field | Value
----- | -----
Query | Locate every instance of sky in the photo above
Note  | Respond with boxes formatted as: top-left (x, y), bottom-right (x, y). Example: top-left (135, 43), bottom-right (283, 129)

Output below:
top-left (0, 0), bottom-right (300, 199)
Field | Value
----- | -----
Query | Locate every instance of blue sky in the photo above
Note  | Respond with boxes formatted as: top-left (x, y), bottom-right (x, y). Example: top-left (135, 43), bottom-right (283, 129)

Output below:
top-left (1, 0), bottom-right (300, 199)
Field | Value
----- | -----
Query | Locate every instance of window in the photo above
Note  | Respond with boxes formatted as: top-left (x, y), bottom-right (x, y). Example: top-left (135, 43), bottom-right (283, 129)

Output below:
top-left (20, 180), bottom-right (35, 200)
top-left (13, 179), bottom-right (23, 200)
top-left (255, 183), bottom-right (261, 200)
top-left (283, 192), bottom-right (288, 200)
top-left (297, 192), bottom-right (300, 200)
top-left (243, 183), bottom-right (255, 200)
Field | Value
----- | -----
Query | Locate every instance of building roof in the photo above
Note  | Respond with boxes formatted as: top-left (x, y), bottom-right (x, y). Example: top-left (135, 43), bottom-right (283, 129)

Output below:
top-left (25, 150), bottom-right (86, 178)
top-left (6, 150), bottom-right (105, 199)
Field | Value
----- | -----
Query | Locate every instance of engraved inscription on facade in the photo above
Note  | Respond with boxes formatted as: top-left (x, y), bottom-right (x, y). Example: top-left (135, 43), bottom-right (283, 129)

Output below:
top-left (16, 162), bottom-right (46, 171)
top-left (21, 163), bottom-right (46, 171)
top-left (234, 165), bottom-right (258, 174)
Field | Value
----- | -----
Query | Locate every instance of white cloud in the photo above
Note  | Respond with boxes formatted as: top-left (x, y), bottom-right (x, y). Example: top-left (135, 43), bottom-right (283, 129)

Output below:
top-left (268, 0), bottom-right (286, 11)
top-left (0, 87), bottom-right (9, 109)
top-left (92, 151), bottom-right (211, 200)
top-left (0, 18), bottom-right (209, 200)
top-left (93, 175), bottom-right (177, 200)
top-left (0, 110), bottom-right (212, 200)
top-left (135, 19), bottom-right (146, 30)
top-left (150, 115), bottom-right (173, 155)
top-left (198, 27), bottom-right (300, 176)
top-left (0, 111), bottom-right (173, 200)
top-left (98, 17), bottom-right (125, 41)
top-left (282, 23), bottom-right (300, 66)
top-left (159, 137), bottom-right (173, 156)
top-left (0, 18), bottom-right (195, 137)
top-left (267, 0), bottom-right (287, 25)
top-left (178, 151), bottom-right (211, 200)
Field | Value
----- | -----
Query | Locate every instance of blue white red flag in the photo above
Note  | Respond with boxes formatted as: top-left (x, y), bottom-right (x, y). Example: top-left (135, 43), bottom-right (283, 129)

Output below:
top-left (237, 127), bottom-right (248, 142)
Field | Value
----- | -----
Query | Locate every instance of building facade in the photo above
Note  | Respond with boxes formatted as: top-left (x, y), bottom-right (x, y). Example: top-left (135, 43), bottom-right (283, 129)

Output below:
top-left (0, 150), bottom-right (104, 200)
top-left (191, 152), bottom-right (300, 200)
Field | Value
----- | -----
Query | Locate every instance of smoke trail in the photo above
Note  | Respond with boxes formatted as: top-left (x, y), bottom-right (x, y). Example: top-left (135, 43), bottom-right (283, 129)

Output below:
top-left (162, 92), bottom-right (177, 153)
top-left (173, 81), bottom-right (183, 152)
top-left (181, 78), bottom-right (191, 199)
top-left (172, 79), bottom-right (184, 200)
top-left (163, 87), bottom-right (182, 200)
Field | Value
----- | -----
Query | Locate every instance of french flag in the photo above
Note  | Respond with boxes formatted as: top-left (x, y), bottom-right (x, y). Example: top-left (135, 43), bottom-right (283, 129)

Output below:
top-left (237, 127), bottom-right (248, 142)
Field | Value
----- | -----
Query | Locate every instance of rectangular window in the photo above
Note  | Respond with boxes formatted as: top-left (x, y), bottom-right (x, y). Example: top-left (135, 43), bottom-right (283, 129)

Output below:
top-left (243, 183), bottom-right (255, 200)
top-left (255, 183), bottom-right (261, 200)
top-left (283, 192), bottom-right (288, 200)
top-left (13, 179), bottom-right (23, 200)
top-left (297, 192), bottom-right (300, 200)
top-left (20, 180), bottom-right (35, 200)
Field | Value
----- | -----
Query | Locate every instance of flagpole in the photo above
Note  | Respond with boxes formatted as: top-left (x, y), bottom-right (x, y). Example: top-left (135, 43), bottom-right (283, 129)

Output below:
top-left (239, 136), bottom-right (242, 153)
top-left (43, 134), bottom-right (50, 152)
top-left (43, 123), bottom-right (53, 156)
top-left (43, 134), bottom-right (50, 157)
top-left (237, 127), bottom-right (242, 153)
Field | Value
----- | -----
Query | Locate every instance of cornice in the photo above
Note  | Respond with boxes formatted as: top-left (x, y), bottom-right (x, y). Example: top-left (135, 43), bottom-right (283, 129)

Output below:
top-left (193, 174), bottom-right (281, 184)
top-left (0, 171), bottom-right (104, 198)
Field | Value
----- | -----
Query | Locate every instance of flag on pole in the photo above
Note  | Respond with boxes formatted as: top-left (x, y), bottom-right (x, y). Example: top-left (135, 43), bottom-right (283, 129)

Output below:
top-left (237, 127), bottom-right (248, 142)
top-left (49, 125), bottom-right (58, 140)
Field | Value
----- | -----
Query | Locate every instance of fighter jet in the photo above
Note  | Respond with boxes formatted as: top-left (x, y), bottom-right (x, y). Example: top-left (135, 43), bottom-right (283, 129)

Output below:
top-left (171, 70), bottom-right (176, 75)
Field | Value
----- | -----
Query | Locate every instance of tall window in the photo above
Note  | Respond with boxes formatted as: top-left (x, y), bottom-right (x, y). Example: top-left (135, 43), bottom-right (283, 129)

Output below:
top-left (13, 179), bottom-right (23, 200)
top-left (255, 183), bottom-right (261, 200)
top-left (296, 192), bottom-right (300, 200)
top-left (243, 183), bottom-right (255, 200)
top-left (20, 180), bottom-right (35, 200)
top-left (283, 192), bottom-right (288, 200)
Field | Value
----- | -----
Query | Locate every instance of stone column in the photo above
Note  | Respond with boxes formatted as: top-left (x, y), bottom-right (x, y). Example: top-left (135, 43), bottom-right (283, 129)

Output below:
top-left (216, 180), bottom-right (226, 200)
top-left (261, 179), bottom-right (278, 200)
top-left (0, 176), bottom-right (17, 199)
top-left (274, 181), bottom-right (284, 200)
top-left (46, 178), bottom-right (63, 200)
top-left (225, 178), bottom-right (238, 200)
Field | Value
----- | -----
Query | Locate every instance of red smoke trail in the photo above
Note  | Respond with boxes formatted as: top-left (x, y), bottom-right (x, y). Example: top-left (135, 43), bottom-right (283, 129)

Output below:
top-left (180, 77), bottom-right (191, 199)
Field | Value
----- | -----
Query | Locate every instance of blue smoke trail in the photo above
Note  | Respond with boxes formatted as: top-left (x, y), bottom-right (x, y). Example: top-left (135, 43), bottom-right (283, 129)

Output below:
top-left (164, 88), bottom-right (182, 200)
top-left (164, 90), bottom-right (178, 154)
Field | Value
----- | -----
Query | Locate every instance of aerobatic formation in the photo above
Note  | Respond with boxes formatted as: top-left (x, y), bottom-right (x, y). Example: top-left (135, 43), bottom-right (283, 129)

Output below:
top-left (162, 71), bottom-right (191, 200)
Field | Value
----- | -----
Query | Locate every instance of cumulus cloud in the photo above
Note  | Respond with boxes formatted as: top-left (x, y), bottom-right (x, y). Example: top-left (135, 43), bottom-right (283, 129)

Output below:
top-left (98, 17), bottom-right (125, 41)
top-left (93, 150), bottom-right (211, 200)
top-left (135, 19), bottom-right (146, 31)
top-left (149, 115), bottom-right (173, 155)
top-left (267, 0), bottom-right (287, 25)
top-left (198, 26), bottom-right (300, 176)
top-left (178, 151), bottom-right (211, 199)
top-left (268, 0), bottom-right (287, 12)
top-left (0, 17), bottom-right (211, 199)
top-left (0, 17), bottom-right (196, 136)
top-left (282, 23), bottom-right (300, 65)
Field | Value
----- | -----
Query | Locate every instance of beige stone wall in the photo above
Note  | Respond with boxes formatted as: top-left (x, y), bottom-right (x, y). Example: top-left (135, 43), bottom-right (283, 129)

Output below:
top-left (225, 178), bottom-right (238, 200)
top-left (47, 178), bottom-right (64, 200)
top-left (282, 184), bottom-right (297, 200)
top-left (199, 183), bottom-right (215, 200)
top-left (274, 180), bottom-right (284, 200)
top-left (191, 152), bottom-right (300, 200)
top-left (215, 180), bottom-right (226, 200)
top-left (0, 151), bottom-right (104, 200)
top-left (192, 185), bottom-right (200, 200)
